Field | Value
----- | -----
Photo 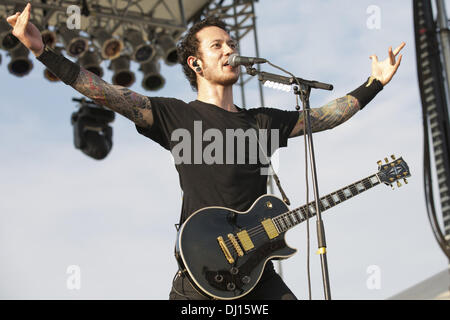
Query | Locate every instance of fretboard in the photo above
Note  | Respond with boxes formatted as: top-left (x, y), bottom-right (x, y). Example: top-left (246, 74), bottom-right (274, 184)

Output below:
top-left (272, 174), bottom-right (381, 232)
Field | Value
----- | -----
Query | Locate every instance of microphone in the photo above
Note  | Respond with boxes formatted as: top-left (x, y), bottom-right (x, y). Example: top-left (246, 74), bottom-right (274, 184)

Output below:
top-left (228, 53), bottom-right (267, 67)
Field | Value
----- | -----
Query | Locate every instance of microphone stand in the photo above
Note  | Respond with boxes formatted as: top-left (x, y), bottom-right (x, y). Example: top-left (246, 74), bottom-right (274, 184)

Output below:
top-left (245, 65), bottom-right (333, 300)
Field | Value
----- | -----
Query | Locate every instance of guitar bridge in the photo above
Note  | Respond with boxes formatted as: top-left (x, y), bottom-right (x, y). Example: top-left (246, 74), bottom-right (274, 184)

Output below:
top-left (217, 236), bottom-right (235, 264)
top-left (228, 233), bottom-right (244, 257)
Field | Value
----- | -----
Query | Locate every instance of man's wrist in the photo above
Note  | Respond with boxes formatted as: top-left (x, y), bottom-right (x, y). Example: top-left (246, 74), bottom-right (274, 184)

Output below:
top-left (347, 76), bottom-right (384, 110)
top-left (32, 45), bottom-right (45, 58)
top-left (36, 45), bottom-right (80, 86)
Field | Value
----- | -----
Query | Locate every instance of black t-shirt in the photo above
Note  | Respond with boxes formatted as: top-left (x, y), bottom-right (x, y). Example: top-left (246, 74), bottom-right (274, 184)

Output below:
top-left (136, 98), bottom-right (299, 224)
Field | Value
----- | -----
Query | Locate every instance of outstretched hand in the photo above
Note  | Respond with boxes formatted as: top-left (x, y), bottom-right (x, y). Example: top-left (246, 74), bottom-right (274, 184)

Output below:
top-left (6, 3), bottom-right (44, 56)
top-left (370, 42), bottom-right (405, 86)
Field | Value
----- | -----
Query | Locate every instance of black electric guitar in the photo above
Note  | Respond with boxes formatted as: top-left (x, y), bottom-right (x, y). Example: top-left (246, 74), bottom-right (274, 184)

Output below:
top-left (175, 156), bottom-right (411, 300)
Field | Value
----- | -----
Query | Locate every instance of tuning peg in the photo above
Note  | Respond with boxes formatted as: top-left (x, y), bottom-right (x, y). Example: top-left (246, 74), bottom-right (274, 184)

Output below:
top-left (391, 154), bottom-right (396, 160)
top-left (377, 160), bottom-right (382, 166)
top-left (403, 178), bottom-right (408, 184)
top-left (384, 157), bottom-right (389, 163)
top-left (397, 180), bottom-right (402, 187)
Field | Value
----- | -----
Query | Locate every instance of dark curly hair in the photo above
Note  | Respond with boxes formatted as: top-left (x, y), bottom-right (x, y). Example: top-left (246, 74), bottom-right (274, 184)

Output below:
top-left (177, 16), bottom-right (229, 91)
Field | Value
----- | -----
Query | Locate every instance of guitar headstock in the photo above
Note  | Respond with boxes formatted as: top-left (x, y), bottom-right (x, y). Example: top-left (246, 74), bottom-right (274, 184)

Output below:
top-left (377, 155), bottom-right (411, 188)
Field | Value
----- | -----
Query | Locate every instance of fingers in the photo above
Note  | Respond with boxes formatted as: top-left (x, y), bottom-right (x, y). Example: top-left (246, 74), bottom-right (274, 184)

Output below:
top-left (16, 3), bottom-right (31, 29)
top-left (389, 46), bottom-right (395, 65)
top-left (6, 12), bottom-right (20, 27)
top-left (370, 55), bottom-right (378, 63)
top-left (393, 42), bottom-right (406, 56)
top-left (394, 54), bottom-right (403, 70)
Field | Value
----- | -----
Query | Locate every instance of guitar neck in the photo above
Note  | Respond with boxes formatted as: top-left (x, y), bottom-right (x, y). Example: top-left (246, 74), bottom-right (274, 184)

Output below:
top-left (272, 173), bottom-right (382, 232)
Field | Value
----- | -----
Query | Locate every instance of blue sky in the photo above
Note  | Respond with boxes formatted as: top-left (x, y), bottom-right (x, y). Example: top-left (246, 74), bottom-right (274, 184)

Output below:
top-left (0, 0), bottom-right (449, 299)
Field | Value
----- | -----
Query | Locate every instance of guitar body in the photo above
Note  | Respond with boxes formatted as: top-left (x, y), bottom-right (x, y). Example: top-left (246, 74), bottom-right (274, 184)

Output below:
top-left (175, 195), bottom-right (296, 300)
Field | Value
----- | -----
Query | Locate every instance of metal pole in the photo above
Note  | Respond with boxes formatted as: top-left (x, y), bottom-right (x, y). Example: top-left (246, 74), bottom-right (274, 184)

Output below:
top-left (436, 0), bottom-right (450, 112)
top-left (232, 1), bottom-right (247, 108)
top-left (250, 0), bottom-right (265, 107)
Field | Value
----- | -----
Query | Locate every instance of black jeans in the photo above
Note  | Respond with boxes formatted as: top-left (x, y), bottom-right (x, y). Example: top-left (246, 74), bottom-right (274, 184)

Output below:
top-left (169, 261), bottom-right (297, 300)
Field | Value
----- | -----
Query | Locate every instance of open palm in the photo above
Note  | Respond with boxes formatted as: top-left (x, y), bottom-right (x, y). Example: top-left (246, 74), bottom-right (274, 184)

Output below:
top-left (370, 42), bottom-right (405, 86)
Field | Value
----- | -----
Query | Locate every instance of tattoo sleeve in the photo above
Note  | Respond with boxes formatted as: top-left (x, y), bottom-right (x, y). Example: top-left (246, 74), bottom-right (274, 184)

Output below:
top-left (289, 95), bottom-right (360, 138)
top-left (71, 67), bottom-right (153, 128)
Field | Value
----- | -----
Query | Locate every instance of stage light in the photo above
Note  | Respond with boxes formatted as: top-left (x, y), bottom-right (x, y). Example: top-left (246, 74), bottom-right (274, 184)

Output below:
top-left (156, 33), bottom-right (178, 65)
top-left (91, 26), bottom-right (123, 60)
top-left (57, 24), bottom-right (89, 57)
top-left (139, 57), bottom-right (165, 91)
top-left (0, 18), bottom-right (20, 51)
top-left (108, 55), bottom-right (135, 87)
top-left (7, 43), bottom-right (33, 77)
top-left (41, 29), bottom-right (57, 48)
top-left (71, 98), bottom-right (115, 160)
top-left (124, 28), bottom-right (155, 63)
top-left (77, 49), bottom-right (104, 78)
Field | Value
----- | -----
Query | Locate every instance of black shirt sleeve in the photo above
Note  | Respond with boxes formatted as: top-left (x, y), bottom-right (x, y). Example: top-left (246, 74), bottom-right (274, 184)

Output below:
top-left (251, 108), bottom-right (299, 149)
top-left (135, 97), bottom-right (188, 150)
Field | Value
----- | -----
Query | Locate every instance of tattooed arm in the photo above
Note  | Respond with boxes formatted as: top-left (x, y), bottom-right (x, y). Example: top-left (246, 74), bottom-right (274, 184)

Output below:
top-left (71, 67), bottom-right (153, 128)
top-left (289, 95), bottom-right (360, 138)
top-left (5, 4), bottom-right (153, 128)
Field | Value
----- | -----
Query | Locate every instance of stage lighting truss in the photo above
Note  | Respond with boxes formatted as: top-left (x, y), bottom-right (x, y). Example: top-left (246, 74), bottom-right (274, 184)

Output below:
top-left (0, 0), bottom-right (214, 90)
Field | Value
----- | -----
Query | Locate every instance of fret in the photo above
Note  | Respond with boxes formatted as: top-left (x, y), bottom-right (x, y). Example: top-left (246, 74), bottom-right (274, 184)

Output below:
top-left (288, 213), bottom-right (296, 226)
top-left (363, 178), bottom-right (372, 189)
top-left (274, 218), bottom-right (282, 232)
top-left (279, 217), bottom-right (286, 231)
top-left (293, 211), bottom-right (302, 223)
top-left (321, 198), bottom-right (330, 209)
top-left (356, 181), bottom-right (365, 192)
top-left (282, 214), bottom-right (292, 228)
top-left (349, 184), bottom-right (358, 196)
top-left (337, 189), bottom-right (346, 201)
top-left (331, 193), bottom-right (340, 204)
top-left (342, 188), bottom-right (352, 198)
top-left (370, 175), bottom-right (380, 185)
top-left (326, 194), bottom-right (336, 207)
top-left (299, 207), bottom-right (308, 220)
top-left (289, 211), bottom-right (298, 224)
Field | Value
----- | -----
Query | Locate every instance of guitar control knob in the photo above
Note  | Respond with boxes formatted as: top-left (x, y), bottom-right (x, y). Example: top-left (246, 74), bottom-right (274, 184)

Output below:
top-left (242, 276), bottom-right (251, 284)
top-left (230, 267), bottom-right (239, 275)
top-left (214, 274), bottom-right (223, 283)
top-left (227, 282), bottom-right (236, 291)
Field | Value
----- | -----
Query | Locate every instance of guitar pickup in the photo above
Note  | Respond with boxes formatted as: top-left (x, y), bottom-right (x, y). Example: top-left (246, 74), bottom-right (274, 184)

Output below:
top-left (237, 230), bottom-right (254, 251)
top-left (261, 218), bottom-right (279, 239)
top-left (217, 236), bottom-right (234, 264)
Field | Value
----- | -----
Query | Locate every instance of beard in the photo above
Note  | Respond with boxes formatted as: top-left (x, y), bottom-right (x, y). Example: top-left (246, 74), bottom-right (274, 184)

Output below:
top-left (202, 64), bottom-right (240, 87)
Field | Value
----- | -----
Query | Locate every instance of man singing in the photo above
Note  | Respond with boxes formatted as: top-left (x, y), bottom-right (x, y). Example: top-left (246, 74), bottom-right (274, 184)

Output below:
top-left (6, 3), bottom-right (404, 300)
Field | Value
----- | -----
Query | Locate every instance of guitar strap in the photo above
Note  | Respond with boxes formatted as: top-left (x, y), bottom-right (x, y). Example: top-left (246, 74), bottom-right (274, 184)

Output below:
top-left (245, 112), bottom-right (291, 206)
